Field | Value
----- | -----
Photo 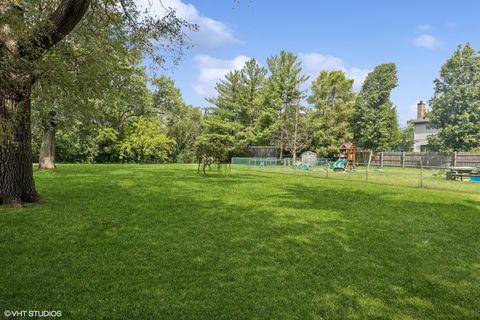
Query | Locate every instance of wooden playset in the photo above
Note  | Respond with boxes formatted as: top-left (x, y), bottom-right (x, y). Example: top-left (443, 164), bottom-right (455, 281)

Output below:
top-left (340, 142), bottom-right (356, 170)
top-left (334, 142), bottom-right (356, 171)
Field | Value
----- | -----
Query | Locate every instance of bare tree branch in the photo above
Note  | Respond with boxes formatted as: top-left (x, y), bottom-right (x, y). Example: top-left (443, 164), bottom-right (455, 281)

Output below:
top-left (119, 0), bottom-right (136, 26)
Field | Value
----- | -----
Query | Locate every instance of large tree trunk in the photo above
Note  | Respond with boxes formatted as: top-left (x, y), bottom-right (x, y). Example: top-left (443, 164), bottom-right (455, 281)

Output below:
top-left (0, 85), bottom-right (38, 206)
top-left (0, 0), bottom-right (90, 206)
top-left (38, 127), bottom-right (56, 170)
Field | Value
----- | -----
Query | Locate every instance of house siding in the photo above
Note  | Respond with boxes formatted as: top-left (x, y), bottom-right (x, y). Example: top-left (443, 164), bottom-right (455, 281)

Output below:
top-left (413, 121), bottom-right (438, 152)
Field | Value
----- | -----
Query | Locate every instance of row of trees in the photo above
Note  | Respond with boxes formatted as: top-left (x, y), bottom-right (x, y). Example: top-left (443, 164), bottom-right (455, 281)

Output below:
top-left (23, 45), bottom-right (480, 168)
top-left (199, 43), bottom-right (480, 161)
top-left (197, 51), bottom-right (404, 164)
top-left (30, 50), bottom-right (407, 169)
top-left (32, 71), bottom-right (203, 165)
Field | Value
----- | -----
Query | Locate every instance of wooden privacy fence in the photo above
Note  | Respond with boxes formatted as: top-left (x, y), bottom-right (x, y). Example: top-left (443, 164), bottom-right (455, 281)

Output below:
top-left (355, 151), bottom-right (480, 168)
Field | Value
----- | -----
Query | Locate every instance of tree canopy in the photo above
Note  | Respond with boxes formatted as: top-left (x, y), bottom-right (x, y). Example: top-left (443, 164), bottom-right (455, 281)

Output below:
top-left (262, 51), bottom-right (309, 159)
top-left (352, 63), bottom-right (399, 151)
top-left (308, 70), bottom-right (356, 156)
top-left (428, 43), bottom-right (480, 151)
top-left (0, 0), bottom-right (197, 204)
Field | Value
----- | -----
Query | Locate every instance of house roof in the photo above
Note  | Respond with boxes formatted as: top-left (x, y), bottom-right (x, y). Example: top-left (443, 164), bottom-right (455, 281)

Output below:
top-left (339, 142), bottom-right (354, 150)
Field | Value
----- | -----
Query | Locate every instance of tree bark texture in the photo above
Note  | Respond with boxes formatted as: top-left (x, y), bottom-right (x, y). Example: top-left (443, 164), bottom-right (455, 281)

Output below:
top-left (0, 85), bottom-right (38, 206)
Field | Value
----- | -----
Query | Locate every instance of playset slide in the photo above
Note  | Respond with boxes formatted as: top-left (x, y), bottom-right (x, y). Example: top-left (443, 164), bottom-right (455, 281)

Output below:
top-left (331, 159), bottom-right (347, 171)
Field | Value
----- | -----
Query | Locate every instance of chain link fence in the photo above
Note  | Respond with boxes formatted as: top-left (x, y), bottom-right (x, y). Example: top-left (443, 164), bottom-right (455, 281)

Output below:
top-left (231, 153), bottom-right (480, 194)
top-left (231, 157), bottom-right (288, 166)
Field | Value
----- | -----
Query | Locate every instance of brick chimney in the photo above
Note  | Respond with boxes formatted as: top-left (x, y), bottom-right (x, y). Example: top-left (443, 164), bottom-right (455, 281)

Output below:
top-left (417, 100), bottom-right (426, 120)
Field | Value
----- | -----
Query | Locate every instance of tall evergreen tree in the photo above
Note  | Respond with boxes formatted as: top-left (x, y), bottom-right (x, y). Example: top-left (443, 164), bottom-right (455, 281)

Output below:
top-left (207, 58), bottom-right (266, 155)
top-left (308, 70), bottom-right (356, 156)
top-left (238, 58), bottom-right (267, 129)
top-left (352, 63), bottom-right (399, 151)
top-left (428, 43), bottom-right (480, 151)
top-left (261, 51), bottom-right (309, 159)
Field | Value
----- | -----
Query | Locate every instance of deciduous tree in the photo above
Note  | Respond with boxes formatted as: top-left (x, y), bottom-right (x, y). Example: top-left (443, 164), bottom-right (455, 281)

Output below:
top-left (194, 111), bottom-right (235, 174)
top-left (0, 0), bottom-right (194, 205)
top-left (352, 63), bottom-right (399, 151)
top-left (32, 35), bottom-right (151, 168)
top-left (119, 117), bottom-right (174, 163)
top-left (428, 43), bottom-right (480, 151)
top-left (153, 76), bottom-right (202, 162)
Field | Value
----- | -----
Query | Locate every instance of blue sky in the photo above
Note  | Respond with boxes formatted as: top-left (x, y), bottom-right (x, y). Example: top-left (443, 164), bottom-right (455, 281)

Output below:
top-left (143, 0), bottom-right (480, 126)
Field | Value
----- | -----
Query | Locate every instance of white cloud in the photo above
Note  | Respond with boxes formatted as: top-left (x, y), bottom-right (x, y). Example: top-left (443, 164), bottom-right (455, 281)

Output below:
top-left (417, 24), bottom-right (431, 31)
top-left (414, 34), bottom-right (441, 49)
top-left (136, 0), bottom-right (239, 50)
top-left (299, 53), bottom-right (344, 72)
top-left (299, 53), bottom-right (370, 89)
top-left (193, 55), bottom-right (250, 97)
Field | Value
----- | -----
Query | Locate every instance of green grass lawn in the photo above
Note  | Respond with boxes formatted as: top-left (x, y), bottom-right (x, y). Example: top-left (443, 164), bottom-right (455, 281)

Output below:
top-left (261, 165), bottom-right (480, 194)
top-left (1, 164), bottom-right (479, 319)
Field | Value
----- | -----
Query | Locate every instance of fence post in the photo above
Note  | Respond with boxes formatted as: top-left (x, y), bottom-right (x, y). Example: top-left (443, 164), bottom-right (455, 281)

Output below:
top-left (401, 151), bottom-right (405, 168)
top-left (365, 165), bottom-right (369, 182)
top-left (420, 163), bottom-right (424, 188)
top-left (452, 151), bottom-right (457, 167)
top-left (381, 152), bottom-right (384, 167)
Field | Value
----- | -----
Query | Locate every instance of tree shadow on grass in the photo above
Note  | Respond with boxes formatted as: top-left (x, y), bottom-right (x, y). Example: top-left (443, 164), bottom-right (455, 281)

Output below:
top-left (99, 174), bottom-right (480, 319)
top-left (259, 183), bottom-right (480, 319)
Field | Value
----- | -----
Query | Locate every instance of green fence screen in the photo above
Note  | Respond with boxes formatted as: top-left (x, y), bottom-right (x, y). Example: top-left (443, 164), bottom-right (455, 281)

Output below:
top-left (231, 158), bottom-right (281, 166)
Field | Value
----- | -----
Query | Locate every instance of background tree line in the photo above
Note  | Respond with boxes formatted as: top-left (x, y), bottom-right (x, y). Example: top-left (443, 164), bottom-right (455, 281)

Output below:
top-left (30, 44), bottom-right (480, 167)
